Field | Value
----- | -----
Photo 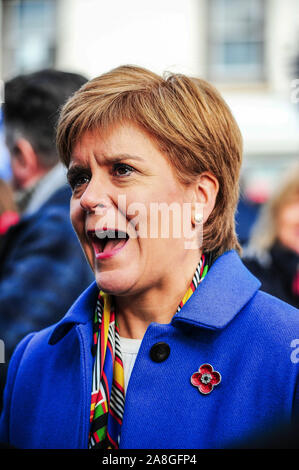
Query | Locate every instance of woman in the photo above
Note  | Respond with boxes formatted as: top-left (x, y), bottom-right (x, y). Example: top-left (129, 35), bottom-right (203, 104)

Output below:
top-left (243, 165), bottom-right (299, 309)
top-left (0, 66), bottom-right (298, 449)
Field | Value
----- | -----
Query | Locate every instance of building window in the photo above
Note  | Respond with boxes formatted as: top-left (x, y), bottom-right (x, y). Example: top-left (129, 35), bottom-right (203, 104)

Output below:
top-left (2, 0), bottom-right (57, 79)
top-left (207, 0), bottom-right (266, 82)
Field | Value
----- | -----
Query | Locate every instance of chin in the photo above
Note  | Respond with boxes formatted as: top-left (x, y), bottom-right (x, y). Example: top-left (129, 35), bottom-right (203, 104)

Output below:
top-left (94, 269), bottom-right (138, 296)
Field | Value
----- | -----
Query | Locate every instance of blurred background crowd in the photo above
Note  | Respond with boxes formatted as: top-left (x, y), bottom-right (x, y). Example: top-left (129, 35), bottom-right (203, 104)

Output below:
top-left (0, 0), bottom-right (298, 410)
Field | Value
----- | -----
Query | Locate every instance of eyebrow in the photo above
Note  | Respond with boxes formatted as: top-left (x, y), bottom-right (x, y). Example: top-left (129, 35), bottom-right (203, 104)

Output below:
top-left (67, 154), bottom-right (146, 180)
top-left (69, 153), bottom-right (145, 166)
top-left (102, 153), bottom-right (145, 164)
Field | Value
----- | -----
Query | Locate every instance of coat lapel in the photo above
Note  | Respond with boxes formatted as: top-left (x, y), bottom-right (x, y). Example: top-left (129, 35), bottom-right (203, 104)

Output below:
top-left (172, 250), bottom-right (261, 330)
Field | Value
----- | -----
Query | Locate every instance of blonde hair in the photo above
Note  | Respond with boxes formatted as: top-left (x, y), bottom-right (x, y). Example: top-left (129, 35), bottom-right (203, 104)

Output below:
top-left (57, 65), bottom-right (243, 258)
top-left (248, 163), bottom-right (299, 255)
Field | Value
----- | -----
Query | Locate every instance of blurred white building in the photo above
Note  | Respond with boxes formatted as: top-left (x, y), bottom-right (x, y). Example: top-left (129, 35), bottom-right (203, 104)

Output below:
top-left (1, 0), bottom-right (299, 198)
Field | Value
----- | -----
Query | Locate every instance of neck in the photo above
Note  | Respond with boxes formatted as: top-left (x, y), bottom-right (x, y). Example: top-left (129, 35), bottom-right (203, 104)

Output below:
top-left (115, 254), bottom-right (201, 339)
top-left (19, 167), bottom-right (48, 191)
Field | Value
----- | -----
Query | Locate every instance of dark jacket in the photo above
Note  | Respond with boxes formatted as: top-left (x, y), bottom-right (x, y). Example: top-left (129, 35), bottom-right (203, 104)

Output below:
top-left (0, 184), bottom-right (94, 407)
top-left (0, 251), bottom-right (298, 449)
top-left (243, 242), bottom-right (299, 309)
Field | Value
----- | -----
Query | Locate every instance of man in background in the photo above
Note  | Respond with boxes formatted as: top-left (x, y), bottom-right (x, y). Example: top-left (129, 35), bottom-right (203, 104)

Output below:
top-left (0, 70), bottom-right (94, 408)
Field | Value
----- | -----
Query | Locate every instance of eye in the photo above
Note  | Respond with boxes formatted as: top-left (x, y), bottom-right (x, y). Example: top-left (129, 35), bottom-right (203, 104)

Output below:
top-left (67, 172), bottom-right (90, 191)
top-left (112, 163), bottom-right (135, 177)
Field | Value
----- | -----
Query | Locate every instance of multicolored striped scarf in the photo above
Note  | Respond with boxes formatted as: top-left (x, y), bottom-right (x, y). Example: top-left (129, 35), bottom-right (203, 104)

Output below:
top-left (88, 253), bottom-right (211, 449)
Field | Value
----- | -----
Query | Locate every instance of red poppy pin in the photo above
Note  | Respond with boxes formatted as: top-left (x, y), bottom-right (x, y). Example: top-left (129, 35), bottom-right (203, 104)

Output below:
top-left (191, 363), bottom-right (221, 395)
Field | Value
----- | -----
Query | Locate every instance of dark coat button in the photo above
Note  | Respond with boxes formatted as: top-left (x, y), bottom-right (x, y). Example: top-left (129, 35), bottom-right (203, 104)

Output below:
top-left (150, 342), bottom-right (170, 363)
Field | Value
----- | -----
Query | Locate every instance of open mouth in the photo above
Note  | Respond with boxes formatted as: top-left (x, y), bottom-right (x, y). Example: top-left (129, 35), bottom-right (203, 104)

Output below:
top-left (87, 228), bottom-right (129, 259)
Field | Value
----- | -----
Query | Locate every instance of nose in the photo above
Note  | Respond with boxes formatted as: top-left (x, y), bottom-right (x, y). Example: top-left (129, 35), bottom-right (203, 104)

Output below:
top-left (79, 178), bottom-right (112, 214)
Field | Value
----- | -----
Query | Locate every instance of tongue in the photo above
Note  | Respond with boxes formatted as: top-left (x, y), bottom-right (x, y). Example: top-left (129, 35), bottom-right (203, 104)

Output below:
top-left (103, 238), bottom-right (127, 253)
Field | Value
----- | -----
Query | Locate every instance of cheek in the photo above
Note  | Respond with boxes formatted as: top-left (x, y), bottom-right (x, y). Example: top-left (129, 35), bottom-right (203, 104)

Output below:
top-left (125, 185), bottom-right (189, 241)
top-left (70, 199), bottom-right (95, 267)
top-left (70, 199), bottom-right (84, 236)
top-left (277, 212), bottom-right (293, 232)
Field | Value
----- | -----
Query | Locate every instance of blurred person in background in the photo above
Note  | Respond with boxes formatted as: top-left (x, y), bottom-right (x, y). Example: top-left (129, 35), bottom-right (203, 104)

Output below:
top-left (235, 187), bottom-right (261, 247)
top-left (243, 164), bottom-right (299, 309)
top-left (0, 70), bottom-right (94, 410)
top-left (0, 178), bottom-right (19, 236)
top-left (234, 175), bottom-right (265, 248)
top-left (0, 110), bottom-right (12, 181)
top-left (0, 66), bottom-right (297, 449)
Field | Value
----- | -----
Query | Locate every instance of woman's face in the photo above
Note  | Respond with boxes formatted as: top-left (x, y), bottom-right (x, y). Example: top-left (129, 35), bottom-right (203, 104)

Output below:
top-left (68, 122), bottom-right (199, 295)
top-left (276, 199), bottom-right (299, 255)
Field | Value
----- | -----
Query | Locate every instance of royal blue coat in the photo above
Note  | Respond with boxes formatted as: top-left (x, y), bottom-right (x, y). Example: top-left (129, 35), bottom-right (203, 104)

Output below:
top-left (0, 250), bottom-right (298, 449)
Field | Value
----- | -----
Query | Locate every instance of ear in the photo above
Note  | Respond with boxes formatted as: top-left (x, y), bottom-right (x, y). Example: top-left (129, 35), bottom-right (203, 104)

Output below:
top-left (11, 138), bottom-right (40, 188)
top-left (191, 172), bottom-right (219, 225)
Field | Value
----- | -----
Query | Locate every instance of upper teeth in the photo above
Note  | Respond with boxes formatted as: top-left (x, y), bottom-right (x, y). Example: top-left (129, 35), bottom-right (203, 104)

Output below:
top-left (94, 229), bottom-right (127, 239)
